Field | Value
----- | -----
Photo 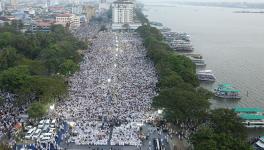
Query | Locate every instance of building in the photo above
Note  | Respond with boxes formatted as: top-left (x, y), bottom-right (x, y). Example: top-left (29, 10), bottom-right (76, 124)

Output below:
top-left (0, 0), bottom-right (3, 13)
top-left (30, 21), bottom-right (53, 32)
top-left (55, 13), bottom-right (72, 27)
top-left (55, 13), bottom-right (80, 30)
top-left (71, 5), bottom-right (82, 15)
top-left (112, 0), bottom-right (140, 30)
top-left (82, 5), bottom-right (95, 23)
top-left (10, 0), bottom-right (16, 9)
top-left (99, 0), bottom-right (110, 12)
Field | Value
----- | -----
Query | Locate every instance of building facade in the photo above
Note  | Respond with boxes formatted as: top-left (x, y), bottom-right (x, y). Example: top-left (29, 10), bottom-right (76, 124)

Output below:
top-left (112, 0), bottom-right (134, 24)
top-left (112, 0), bottom-right (140, 30)
top-left (55, 13), bottom-right (80, 30)
top-left (82, 5), bottom-right (95, 23)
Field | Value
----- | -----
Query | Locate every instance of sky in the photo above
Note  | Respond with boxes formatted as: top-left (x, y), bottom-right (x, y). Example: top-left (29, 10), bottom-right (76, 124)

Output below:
top-left (140, 0), bottom-right (264, 3)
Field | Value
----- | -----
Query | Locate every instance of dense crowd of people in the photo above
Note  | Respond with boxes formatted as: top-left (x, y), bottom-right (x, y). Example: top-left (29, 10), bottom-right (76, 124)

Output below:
top-left (55, 30), bottom-right (158, 146)
top-left (0, 92), bottom-right (26, 145)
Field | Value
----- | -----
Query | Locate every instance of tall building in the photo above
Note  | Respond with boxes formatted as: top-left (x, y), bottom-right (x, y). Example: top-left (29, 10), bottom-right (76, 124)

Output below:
top-left (82, 5), bottom-right (95, 23)
top-left (112, 0), bottom-right (134, 24)
top-left (112, 0), bottom-right (140, 30)
top-left (0, 0), bottom-right (3, 13)
top-left (10, 0), bottom-right (16, 9)
top-left (99, 0), bottom-right (110, 12)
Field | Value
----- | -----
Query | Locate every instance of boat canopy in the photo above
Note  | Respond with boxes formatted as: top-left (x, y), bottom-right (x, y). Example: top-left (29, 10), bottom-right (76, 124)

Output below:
top-left (220, 87), bottom-right (240, 92)
top-left (234, 107), bottom-right (264, 113)
top-left (239, 114), bottom-right (264, 120)
top-left (260, 136), bottom-right (264, 142)
top-left (217, 84), bottom-right (240, 92)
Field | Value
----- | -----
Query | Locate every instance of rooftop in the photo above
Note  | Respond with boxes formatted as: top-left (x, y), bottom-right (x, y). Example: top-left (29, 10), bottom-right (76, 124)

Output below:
top-left (234, 107), bottom-right (264, 113)
top-left (239, 114), bottom-right (264, 120)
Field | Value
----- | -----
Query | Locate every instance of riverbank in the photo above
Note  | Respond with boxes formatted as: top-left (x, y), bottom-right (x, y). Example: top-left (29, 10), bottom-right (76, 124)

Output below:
top-left (136, 7), bottom-right (252, 149)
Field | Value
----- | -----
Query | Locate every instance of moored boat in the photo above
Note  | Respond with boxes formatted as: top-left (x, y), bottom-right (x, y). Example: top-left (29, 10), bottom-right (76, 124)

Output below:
top-left (255, 136), bottom-right (264, 149)
top-left (235, 107), bottom-right (264, 128)
top-left (214, 84), bottom-right (241, 99)
top-left (197, 70), bottom-right (216, 82)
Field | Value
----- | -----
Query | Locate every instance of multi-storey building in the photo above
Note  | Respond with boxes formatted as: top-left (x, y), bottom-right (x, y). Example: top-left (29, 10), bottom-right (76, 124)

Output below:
top-left (55, 13), bottom-right (80, 30)
top-left (112, 0), bottom-right (140, 30)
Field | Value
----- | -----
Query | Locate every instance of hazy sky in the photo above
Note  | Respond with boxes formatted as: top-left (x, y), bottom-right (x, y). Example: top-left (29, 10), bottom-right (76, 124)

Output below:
top-left (140, 0), bottom-right (264, 2)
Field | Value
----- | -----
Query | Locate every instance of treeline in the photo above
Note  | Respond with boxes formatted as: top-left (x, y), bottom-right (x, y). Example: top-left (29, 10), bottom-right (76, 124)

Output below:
top-left (0, 22), bottom-right (87, 118)
top-left (136, 24), bottom-right (251, 149)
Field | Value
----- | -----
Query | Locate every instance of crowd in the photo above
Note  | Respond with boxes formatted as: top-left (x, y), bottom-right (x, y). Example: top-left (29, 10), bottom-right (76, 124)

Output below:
top-left (55, 31), bottom-right (158, 146)
top-left (0, 92), bottom-right (27, 145)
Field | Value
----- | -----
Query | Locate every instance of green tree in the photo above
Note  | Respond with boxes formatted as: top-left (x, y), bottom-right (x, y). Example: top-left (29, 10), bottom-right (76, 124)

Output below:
top-left (59, 59), bottom-right (79, 76)
top-left (190, 127), bottom-right (217, 150)
top-left (28, 102), bottom-right (47, 118)
top-left (210, 109), bottom-right (247, 139)
top-left (0, 66), bottom-right (31, 93)
top-left (0, 47), bottom-right (18, 71)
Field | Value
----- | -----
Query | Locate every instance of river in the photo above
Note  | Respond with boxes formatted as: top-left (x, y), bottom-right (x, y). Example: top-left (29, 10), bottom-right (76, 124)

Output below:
top-left (143, 3), bottom-right (264, 137)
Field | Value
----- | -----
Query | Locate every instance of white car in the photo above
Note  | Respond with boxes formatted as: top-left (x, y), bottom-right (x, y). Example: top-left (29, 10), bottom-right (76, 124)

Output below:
top-left (32, 129), bottom-right (42, 140)
top-left (25, 127), bottom-right (36, 140)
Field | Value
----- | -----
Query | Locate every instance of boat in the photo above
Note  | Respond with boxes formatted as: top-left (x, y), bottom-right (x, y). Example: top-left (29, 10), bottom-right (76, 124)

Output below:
top-left (197, 70), bottom-right (216, 82)
top-left (235, 107), bottom-right (264, 128)
top-left (160, 27), bottom-right (171, 32)
top-left (214, 84), bottom-right (241, 99)
top-left (150, 21), bottom-right (163, 27)
top-left (188, 56), bottom-right (206, 66)
top-left (255, 136), bottom-right (264, 149)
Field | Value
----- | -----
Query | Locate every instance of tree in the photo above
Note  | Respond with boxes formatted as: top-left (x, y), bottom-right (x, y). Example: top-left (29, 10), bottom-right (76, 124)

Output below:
top-left (0, 47), bottom-right (18, 71)
top-left (210, 109), bottom-right (247, 140)
top-left (190, 127), bottom-right (217, 150)
top-left (191, 126), bottom-right (252, 150)
top-left (153, 87), bottom-right (210, 121)
top-left (0, 66), bottom-right (31, 93)
top-left (59, 59), bottom-right (79, 76)
top-left (28, 102), bottom-right (47, 119)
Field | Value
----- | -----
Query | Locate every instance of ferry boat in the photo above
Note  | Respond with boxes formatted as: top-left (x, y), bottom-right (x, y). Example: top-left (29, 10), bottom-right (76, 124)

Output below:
top-left (188, 56), bottom-right (206, 67)
top-left (160, 27), bottom-right (171, 32)
top-left (197, 70), bottom-right (216, 82)
top-left (235, 107), bottom-right (264, 128)
top-left (150, 21), bottom-right (163, 27)
top-left (214, 84), bottom-right (241, 99)
top-left (255, 136), bottom-right (264, 149)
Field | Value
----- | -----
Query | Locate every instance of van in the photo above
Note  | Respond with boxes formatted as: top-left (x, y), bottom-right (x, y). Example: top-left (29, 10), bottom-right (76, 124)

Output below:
top-left (40, 136), bottom-right (51, 143)
top-left (32, 129), bottom-right (42, 140)
top-left (50, 119), bottom-right (56, 128)
top-left (45, 119), bottom-right (50, 125)
top-left (25, 127), bottom-right (36, 140)
top-left (38, 120), bottom-right (45, 129)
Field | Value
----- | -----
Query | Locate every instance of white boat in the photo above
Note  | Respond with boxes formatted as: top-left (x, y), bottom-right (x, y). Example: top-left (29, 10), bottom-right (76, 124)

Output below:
top-left (235, 107), bottom-right (264, 128)
top-left (256, 136), bottom-right (264, 149)
top-left (197, 70), bottom-right (216, 82)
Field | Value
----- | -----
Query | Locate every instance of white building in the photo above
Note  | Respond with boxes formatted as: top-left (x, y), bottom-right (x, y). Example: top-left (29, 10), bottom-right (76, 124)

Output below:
top-left (55, 13), bottom-right (80, 30)
top-left (0, 0), bottom-right (3, 13)
top-left (99, 0), bottom-right (110, 12)
top-left (112, 0), bottom-right (141, 30)
top-left (71, 5), bottom-right (82, 15)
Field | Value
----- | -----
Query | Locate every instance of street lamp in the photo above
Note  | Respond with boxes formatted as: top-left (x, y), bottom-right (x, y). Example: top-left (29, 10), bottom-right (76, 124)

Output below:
top-left (107, 79), bottom-right (111, 83)
top-left (50, 104), bottom-right (55, 111)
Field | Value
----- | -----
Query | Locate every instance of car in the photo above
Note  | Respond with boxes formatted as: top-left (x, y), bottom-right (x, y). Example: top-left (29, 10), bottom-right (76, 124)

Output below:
top-left (38, 120), bottom-right (45, 129)
top-left (25, 127), bottom-right (36, 140)
top-left (24, 125), bottom-right (33, 131)
top-left (50, 119), bottom-right (56, 128)
top-left (32, 129), bottom-right (42, 140)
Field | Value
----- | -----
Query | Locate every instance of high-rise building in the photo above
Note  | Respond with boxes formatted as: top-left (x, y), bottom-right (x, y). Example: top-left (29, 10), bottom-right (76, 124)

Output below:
top-left (112, 0), bottom-right (141, 30)
top-left (82, 5), bottom-right (96, 23)
top-left (99, 0), bottom-right (110, 12)
top-left (0, 0), bottom-right (3, 13)
top-left (112, 0), bottom-right (134, 24)
top-left (10, 0), bottom-right (16, 9)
